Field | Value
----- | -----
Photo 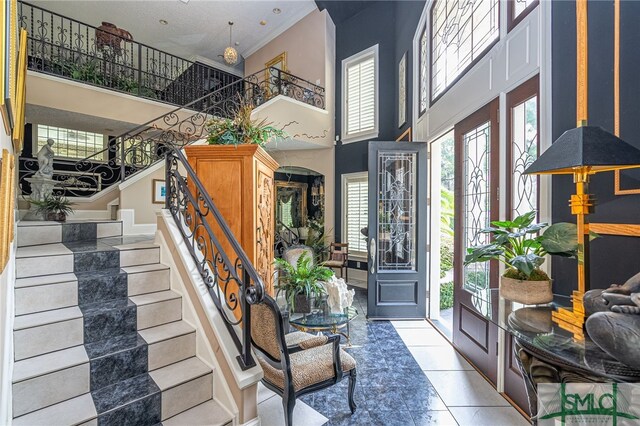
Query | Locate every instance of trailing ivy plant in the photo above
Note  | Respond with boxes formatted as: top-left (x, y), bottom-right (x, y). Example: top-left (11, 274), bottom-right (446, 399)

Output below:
top-left (464, 211), bottom-right (599, 281)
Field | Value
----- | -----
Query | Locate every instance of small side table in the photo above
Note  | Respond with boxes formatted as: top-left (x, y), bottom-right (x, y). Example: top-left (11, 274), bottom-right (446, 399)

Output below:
top-left (288, 306), bottom-right (358, 346)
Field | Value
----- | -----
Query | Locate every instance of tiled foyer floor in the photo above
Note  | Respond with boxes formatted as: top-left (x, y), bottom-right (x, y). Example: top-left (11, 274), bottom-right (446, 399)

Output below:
top-left (258, 287), bottom-right (530, 426)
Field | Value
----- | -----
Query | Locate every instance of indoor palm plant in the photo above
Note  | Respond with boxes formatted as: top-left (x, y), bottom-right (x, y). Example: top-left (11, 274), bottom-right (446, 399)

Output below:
top-left (464, 211), bottom-right (596, 304)
top-left (274, 251), bottom-right (333, 313)
top-left (30, 194), bottom-right (74, 222)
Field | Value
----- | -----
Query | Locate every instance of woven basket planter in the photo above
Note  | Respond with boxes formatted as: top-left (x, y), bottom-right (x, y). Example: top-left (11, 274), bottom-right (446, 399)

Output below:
top-left (500, 276), bottom-right (553, 305)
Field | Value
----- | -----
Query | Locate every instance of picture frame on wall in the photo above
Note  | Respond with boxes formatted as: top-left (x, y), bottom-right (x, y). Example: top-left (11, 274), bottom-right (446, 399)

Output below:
top-left (398, 52), bottom-right (407, 128)
top-left (152, 179), bottom-right (166, 205)
top-left (1, 0), bottom-right (19, 135)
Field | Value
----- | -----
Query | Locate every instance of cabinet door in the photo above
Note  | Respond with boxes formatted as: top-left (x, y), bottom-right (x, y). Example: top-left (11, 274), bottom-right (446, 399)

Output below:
top-left (256, 160), bottom-right (275, 295)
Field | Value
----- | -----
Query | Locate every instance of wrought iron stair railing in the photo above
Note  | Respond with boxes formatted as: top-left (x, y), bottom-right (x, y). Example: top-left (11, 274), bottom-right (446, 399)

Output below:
top-left (274, 219), bottom-right (300, 258)
top-left (165, 146), bottom-right (263, 369)
top-left (19, 66), bottom-right (325, 198)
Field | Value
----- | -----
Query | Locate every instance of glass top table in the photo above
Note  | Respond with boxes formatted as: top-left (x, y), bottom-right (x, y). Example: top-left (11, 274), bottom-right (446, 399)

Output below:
top-left (287, 306), bottom-right (359, 345)
top-left (471, 288), bottom-right (640, 382)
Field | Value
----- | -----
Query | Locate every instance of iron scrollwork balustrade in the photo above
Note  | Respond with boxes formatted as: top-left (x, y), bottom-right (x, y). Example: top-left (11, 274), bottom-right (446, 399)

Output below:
top-left (165, 147), bottom-right (263, 370)
top-left (265, 67), bottom-right (325, 109)
top-left (274, 219), bottom-right (300, 258)
top-left (17, 1), bottom-right (240, 106)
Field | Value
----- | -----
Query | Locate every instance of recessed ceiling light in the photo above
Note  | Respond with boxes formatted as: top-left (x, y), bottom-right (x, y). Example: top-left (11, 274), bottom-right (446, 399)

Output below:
top-left (159, 19), bottom-right (168, 25)
top-left (260, 20), bottom-right (267, 26)
top-left (272, 8), bottom-right (281, 14)
top-left (235, 41), bottom-right (240, 46)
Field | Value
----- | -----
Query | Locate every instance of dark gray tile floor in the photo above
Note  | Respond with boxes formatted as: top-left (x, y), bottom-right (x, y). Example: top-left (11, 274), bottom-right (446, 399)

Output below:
top-left (301, 287), bottom-right (451, 426)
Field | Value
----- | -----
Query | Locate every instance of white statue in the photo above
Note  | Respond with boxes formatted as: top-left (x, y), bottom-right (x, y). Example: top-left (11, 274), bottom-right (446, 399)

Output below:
top-left (35, 138), bottom-right (55, 179)
top-left (324, 275), bottom-right (355, 314)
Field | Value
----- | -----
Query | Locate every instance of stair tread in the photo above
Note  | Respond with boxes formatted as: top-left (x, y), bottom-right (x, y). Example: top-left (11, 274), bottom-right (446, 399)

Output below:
top-left (114, 241), bottom-right (159, 250)
top-left (14, 306), bottom-right (82, 330)
top-left (122, 263), bottom-right (170, 274)
top-left (130, 290), bottom-right (181, 306)
top-left (75, 267), bottom-right (126, 279)
top-left (13, 345), bottom-right (88, 383)
top-left (138, 321), bottom-right (195, 345)
top-left (92, 373), bottom-right (160, 415)
top-left (80, 298), bottom-right (134, 315)
top-left (85, 332), bottom-right (146, 360)
top-left (16, 243), bottom-right (71, 258)
top-left (162, 400), bottom-right (232, 426)
top-left (149, 357), bottom-right (211, 391)
top-left (63, 241), bottom-right (118, 253)
top-left (12, 393), bottom-right (97, 426)
top-left (15, 273), bottom-right (77, 288)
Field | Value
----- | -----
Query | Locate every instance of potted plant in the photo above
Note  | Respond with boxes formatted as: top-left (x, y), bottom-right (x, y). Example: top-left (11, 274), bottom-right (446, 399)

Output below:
top-left (30, 194), bottom-right (74, 222)
top-left (464, 211), bottom-right (597, 304)
top-left (274, 251), bottom-right (333, 313)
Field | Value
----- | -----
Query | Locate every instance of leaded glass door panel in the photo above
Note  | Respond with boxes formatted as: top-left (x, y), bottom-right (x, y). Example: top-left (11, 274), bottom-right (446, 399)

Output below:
top-left (367, 141), bottom-right (428, 319)
top-left (453, 99), bottom-right (500, 385)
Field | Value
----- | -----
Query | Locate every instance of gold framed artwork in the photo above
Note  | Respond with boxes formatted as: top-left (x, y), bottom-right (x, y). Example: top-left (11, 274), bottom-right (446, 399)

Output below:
top-left (152, 179), bottom-right (166, 204)
top-left (275, 180), bottom-right (307, 228)
top-left (1, 0), bottom-right (18, 135)
top-left (12, 28), bottom-right (27, 150)
top-left (0, 149), bottom-right (16, 271)
top-left (265, 52), bottom-right (287, 96)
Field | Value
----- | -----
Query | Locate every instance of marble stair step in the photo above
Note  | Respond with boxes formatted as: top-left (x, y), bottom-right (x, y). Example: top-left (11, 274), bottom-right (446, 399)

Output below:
top-left (15, 274), bottom-right (78, 315)
top-left (13, 307), bottom-right (84, 360)
top-left (130, 290), bottom-right (182, 330)
top-left (118, 244), bottom-right (161, 268)
top-left (12, 346), bottom-right (90, 418)
top-left (138, 321), bottom-right (196, 370)
top-left (85, 332), bottom-right (148, 391)
top-left (15, 243), bottom-right (74, 278)
top-left (64, 241), bottom-right (120, 273)
top-left (122, 263), bottom-right (170, 296)
top-left (12, 393), bottom-right (97, 426)
top-left (76, 268), bottom-right (128, 306)
top-left (149, 357), bottom-right (213, 420)
top-left (162, 400), bottom-right (233, 426)
top-left (80, 298), bottom-right (137, 344)
top-left (92, 373), bottom-right (161, 426)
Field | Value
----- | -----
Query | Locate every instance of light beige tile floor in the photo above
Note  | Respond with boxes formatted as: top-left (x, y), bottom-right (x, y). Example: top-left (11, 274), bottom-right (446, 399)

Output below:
top-left (257, 383), bottom-right (328, 426)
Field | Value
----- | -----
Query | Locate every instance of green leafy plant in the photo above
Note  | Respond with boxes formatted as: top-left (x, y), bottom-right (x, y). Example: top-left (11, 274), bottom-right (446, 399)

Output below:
top-left (30, 194), bottom-right (74, 219)
top-left (206, 98), bottom-right (287, 146)
top-left (274, 251), bottom-right (333, 311)
top-left (440, 233), bottom-right (454, 279)
top-left (440, 282), bottom-right (454, 310)
top-left (305, 217), bottom-right (331, 263)
top-left (464, 211), bottom-right (598, 281)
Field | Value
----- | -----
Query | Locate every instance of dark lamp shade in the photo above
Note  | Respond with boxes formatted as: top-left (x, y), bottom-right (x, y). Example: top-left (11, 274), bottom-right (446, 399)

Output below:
top-left (524, 126), bottom-right (640, 175)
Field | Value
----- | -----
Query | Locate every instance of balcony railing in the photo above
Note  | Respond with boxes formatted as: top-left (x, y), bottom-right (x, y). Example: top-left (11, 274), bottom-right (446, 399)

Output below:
top-left (18, 1), bottom-right (240, 106)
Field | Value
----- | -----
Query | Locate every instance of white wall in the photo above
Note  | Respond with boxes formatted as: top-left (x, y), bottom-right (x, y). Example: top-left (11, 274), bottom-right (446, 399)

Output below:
top-left (0, 129), bottom-right (17, 424)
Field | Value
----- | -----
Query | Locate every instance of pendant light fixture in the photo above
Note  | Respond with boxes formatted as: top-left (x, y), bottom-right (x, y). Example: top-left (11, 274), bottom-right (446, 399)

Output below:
top-left (223, 21), bottom-right (238, 65)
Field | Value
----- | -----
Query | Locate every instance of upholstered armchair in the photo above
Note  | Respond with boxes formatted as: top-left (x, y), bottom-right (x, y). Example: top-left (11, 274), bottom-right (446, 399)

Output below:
top-left (251, 296), bottom-right (357, 426)
top-left (324, 243), bottom-right (349, 282)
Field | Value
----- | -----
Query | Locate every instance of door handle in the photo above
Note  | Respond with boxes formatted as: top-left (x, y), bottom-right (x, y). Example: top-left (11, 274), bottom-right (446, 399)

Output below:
top-left (369, 237), bottom-right (376, 273)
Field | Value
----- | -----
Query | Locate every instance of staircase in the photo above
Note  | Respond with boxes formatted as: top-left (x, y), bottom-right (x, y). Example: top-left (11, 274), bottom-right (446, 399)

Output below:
top-left (11, 220), bottom-right (233, 425)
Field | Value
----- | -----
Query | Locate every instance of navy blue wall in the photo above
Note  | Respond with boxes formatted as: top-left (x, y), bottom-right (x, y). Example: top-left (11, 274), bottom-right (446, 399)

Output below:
top-left (319, 0), bottom-right (425, 242)
top-left (552, 0), bottom-right (640, 294)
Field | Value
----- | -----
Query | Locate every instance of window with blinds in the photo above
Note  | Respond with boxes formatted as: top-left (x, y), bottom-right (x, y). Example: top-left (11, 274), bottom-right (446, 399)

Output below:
top-left (343, 173), bottom-right (368, 254)
top-left (342, 45), bottom-right (378, 143)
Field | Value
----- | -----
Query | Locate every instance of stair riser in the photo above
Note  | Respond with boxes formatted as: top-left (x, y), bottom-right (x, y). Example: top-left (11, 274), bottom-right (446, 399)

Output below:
top-left (120, 248), bottom-right (160, 268)
top-left (83, 306), bottom-right (137, 344)
top-left (15, 281), bottom-right (78, 315)
top-left (16, 255), bottom-right (73, 278)
top-left (161, 373), bottom-right (213, 421)
top-left (12, 363), bottom-right (89, 417)
top-left (91, 345), bottom-right (148, 391)
top-left (78, 273), bottom-right (127, 306)
top-left (75, 251), bottom-right (120, 274)
top-left (17, 222), bottom-right (123, 247)
top-left (128, 270), bottom-right (170, 296)
top-left (17, 225), bottom-right (61, 247)
top-left (97, 392), bottom-right (161, 426)
top-left (14, 318), bottom-right (83, 361)
top-left (148, 332), bottom-right (196, 371)
top-left (136, 298), bottom-right (182, 330)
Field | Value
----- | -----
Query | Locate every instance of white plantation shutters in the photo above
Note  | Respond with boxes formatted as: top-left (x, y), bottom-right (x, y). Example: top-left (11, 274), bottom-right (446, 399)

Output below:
top-left (342, 45), bottom-right (378, 142)
top-left (344, 174), bottom-right (368, 254)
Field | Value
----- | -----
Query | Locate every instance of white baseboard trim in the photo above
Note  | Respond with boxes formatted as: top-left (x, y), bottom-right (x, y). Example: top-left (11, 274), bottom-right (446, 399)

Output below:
top-left (118, 209), bottom-right (157, 235)
top-left (18, 208), bottom-right (111, 220)
top-left (241, 417), bottom-right (261, 426)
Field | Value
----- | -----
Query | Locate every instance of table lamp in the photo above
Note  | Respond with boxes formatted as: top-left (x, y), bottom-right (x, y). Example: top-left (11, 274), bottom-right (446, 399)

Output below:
top-left (524, 126), bottom-right (640, 338)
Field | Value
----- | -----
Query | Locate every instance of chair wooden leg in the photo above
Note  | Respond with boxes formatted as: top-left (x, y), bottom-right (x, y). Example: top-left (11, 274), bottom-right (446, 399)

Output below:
top-left (348, 369), bottom-right (357, 413)
top-left (345, 265), bottom-right (348, 283)
top-left (283, 392), bottom-right (295, 426)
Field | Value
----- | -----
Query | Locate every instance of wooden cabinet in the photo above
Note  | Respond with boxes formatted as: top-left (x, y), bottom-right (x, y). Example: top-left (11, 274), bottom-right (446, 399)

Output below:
top-left (184, 145), bottom-right (279, 296)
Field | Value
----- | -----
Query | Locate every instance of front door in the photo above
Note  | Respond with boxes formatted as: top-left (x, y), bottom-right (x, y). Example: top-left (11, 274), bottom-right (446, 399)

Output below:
top-left (452, 99), bottom-right (500, 385)
top-left (367, 141), bottom-right (428, 319)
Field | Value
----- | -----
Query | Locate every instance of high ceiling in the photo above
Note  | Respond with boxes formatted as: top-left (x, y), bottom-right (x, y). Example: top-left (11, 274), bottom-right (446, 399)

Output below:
top-left (30, 0), bottom-right (317, 70)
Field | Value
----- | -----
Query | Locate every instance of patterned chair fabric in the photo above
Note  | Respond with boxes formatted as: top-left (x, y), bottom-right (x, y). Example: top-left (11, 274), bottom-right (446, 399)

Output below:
top-left (250, 296), bottom-right (357, 426)
top-left (324, 242), bottom-right (349, 282)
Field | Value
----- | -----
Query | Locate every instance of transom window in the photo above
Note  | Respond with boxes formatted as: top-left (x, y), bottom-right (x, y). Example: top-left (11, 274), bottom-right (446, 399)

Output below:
top-left (36, 125), bottom-right (106, 161)
top-left (431, 0), bottom-right (500, 101)
top-left (341, 45), bottom-right (379, 143)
